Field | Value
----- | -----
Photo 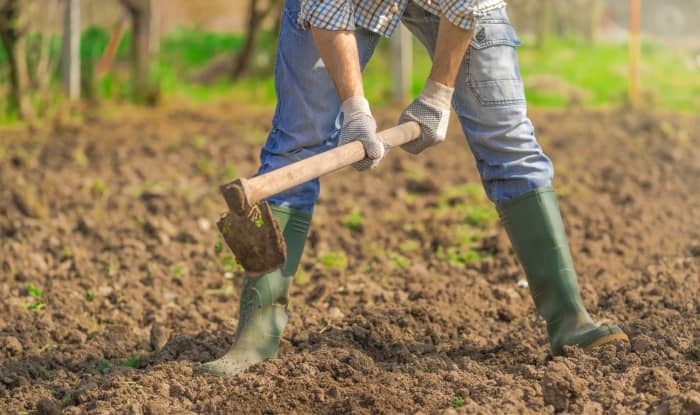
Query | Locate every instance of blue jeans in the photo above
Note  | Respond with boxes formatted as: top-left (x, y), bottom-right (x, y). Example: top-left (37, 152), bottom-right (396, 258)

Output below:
top-left (258, 0), bottom-right (553, 214)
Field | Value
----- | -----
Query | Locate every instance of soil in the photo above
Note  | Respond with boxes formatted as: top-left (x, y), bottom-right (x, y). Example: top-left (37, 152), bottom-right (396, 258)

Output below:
top-left (1, 102), bottom-right (699, 414)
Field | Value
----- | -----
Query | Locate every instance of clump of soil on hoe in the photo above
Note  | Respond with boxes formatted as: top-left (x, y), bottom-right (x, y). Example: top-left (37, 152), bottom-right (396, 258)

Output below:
top-left (1, 103), bottom-right (699, 414)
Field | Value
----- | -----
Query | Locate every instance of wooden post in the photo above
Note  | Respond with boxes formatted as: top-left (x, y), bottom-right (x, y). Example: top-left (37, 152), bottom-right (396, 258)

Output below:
top-left (390, 23), bottom-right (412, 102)
top-left (536, 0), bottom-right (553, 49)
top-left (587, 0), bottom-right (603, 45)
top-left (628, 0), bottom-right (641, 107)
top-left (62, 0), bottom-right (80, 100)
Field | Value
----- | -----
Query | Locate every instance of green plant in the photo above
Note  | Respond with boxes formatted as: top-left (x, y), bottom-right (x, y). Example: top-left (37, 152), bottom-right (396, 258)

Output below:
top-left (222, 163), bottom-right (238, 181)
top-left (398, 240), bottom-right (420, 253)
top-left (464, 206), bottom-right (498, 227)
top-left (85, 292), bottom-right (95, 302)
top-left (91, 179), bottom-right (107, 197)
top-left (195, 157), bottom-right (215, 175)
top-left (319, 252), bottom-right (348, 271)
top-left (452, 396), bottom-right (465, 408)
top-left (390, 253), bottom-right (411, 269)
top-left (25, 302), bottom-right (46, 311)
top-left (169, 264), bottom-right (185, 277)
top-left (96, 361), bottom-right (111, 375)
top-left (26, 283), bottom-right (43, 299)
top-left (219, 254), bottom-right (242, 272)
top-left (214, 240), bottom-right (223, 254)
top-left (192, 135), bottom-right (207, 149)
top-left (437, 246), bottom-right (481, 265)
top-left (120, 354), bottom-right (140, 369)
top-left (62, 246), bottom-right (73, 259)
top-left (342, 210), bottom-right (364, 231)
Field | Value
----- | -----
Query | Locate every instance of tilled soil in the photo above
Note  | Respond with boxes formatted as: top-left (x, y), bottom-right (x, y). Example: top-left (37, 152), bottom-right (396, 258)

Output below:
top-left (1, 103), bottom-right (699, 414)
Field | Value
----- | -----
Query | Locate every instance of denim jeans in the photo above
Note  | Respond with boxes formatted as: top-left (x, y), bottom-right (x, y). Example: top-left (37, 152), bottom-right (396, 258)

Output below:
top-left (258, 0), bottom-right (553, 214)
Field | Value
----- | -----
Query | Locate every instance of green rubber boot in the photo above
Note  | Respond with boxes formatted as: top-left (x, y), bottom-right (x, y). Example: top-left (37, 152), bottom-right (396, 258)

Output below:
top-left (200, 205), bottom-right (311, 375)
top-left (497, 188), bottom-right (628, 356)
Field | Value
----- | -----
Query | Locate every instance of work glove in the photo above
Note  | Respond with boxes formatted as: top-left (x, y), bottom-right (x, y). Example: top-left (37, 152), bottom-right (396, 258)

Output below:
top-left (339, 96), bottom-right (385, 170)
top-left (399, 78), bottom-right (454, 154)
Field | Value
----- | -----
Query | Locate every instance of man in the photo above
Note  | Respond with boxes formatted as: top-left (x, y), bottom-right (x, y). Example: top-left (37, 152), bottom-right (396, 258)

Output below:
top-left (201, 0), bottom-right (629, 375)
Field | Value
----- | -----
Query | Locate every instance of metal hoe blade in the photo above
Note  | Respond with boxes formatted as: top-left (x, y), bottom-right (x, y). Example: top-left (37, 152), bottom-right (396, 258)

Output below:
top-left (217, 182), bottom-right (286, 274)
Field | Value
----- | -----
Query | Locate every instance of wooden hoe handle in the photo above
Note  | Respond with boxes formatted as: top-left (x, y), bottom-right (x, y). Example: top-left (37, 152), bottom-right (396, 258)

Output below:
top-left (239, 121), bottom-right (421, 205)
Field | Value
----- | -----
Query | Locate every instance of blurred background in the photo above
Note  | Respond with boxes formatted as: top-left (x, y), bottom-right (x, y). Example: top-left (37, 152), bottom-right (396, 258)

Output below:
top-left (0, 0), bottom-right (698, 123)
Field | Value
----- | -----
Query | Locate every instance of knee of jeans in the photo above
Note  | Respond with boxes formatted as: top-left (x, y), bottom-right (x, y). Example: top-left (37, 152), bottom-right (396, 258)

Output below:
top-left (484, 168), bottom-right (553, 204)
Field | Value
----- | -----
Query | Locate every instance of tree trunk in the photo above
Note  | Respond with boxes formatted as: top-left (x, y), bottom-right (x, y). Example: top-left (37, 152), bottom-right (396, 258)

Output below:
top-left (232, 0), bottom-right (281, 79)
top-left (120, 0), bottom-right (159, 103)
top-left (0, 0), bottom-right (32, 119)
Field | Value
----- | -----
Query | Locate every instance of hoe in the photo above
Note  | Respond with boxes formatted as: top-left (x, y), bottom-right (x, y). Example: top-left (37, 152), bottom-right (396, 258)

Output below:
top-left (217, 121), bottom-right (420, 275)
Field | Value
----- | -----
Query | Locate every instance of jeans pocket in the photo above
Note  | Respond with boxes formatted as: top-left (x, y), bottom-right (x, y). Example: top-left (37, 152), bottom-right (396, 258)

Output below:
top-left (468, 21), bottom-right (526, 107)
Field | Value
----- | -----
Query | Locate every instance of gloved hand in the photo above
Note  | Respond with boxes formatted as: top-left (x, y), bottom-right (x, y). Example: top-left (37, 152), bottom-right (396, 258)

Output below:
top-left (339, 96), bottom-right (385, 170)
top-left (399, 78), bottom-right (454, 154)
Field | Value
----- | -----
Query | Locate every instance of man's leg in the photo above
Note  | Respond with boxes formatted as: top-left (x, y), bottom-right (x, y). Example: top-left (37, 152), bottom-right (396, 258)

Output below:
top-left (202, 0), bottom-right (382, 375)
top-left (401, 5), bottom-right (627, 355)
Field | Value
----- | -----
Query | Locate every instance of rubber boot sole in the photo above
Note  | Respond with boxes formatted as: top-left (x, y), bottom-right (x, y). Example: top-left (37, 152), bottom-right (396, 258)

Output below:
top-left (584, 332), bottom-right (630, 350)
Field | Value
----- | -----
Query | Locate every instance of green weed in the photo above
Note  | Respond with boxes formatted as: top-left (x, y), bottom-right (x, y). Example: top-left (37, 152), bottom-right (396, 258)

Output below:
top-left (390, 253), bottom-right (411, 269)
top-left (464, 206), bottom-right (498, 228)
top-left (62, 246), bottom-right (73, 259)
top-left (398, 240), bottom-right (420, 253)
top-left (119, 354), bottom-right (140, 369)
top-left (222, 163), bottom-right (238, 181)
top-left (319, 252), bottom-right (348, 271)
top-left (192, 135), bottom-right (207, 149)
top-left (342, 210), bottom-right (364, 231)
top-left (214, 240), bottom-right (224, 254)
top-left (25, 302), bottom-right (46, 311)
top-left (26, 283), bottom-right (43, 299)
top-left (219, 254), bottom-right (242, 272)
top-left (85, 292), bottom-right (95, 302)
top-left (196, 157), bottom-right (215, 175)
top-left (24, 284), bottom-right (46, 310)
top-left (452, 396), bottom-right (465, 408)
top-left (169, 264), bottom-right (186, 277)
top-left (96, 361), bottom-right (111, 375)
top-left (91, 179), bottom-right (106, 197)
top-left (437, 246), bottom-right (481, 265)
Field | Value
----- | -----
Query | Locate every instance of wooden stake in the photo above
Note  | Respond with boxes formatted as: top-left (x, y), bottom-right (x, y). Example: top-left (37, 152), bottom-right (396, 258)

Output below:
top-left (628, 0), bottom-right (641, 108)
top-left (391, 23), bottom-right (413, 102)
top-left (62, 0), bottom-right (80, 100)
top-left (95, 14), bottom-right (127, 79)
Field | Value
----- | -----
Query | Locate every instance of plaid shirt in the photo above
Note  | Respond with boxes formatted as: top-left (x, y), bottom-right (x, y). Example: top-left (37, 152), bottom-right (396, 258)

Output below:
top-left (299, 0), bottom-right (506, 37)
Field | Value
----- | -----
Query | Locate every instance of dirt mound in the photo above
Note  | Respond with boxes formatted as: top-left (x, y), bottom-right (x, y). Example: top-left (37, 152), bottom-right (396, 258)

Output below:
top-left (1, 104), bottom-right (699, 414)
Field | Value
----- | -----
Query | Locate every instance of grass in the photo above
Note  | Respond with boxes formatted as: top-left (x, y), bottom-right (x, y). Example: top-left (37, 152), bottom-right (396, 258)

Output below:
top-left (361, 35), bottom-right (700, 111)
top-left (1, 27), bottom-right (697, 125)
